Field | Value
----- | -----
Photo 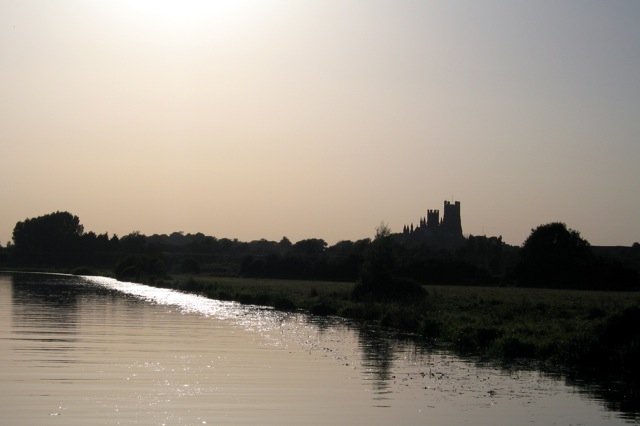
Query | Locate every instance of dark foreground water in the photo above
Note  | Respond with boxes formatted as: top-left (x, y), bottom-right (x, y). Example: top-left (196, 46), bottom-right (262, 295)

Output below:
top-left (0, 272), bottom-right (637, 425)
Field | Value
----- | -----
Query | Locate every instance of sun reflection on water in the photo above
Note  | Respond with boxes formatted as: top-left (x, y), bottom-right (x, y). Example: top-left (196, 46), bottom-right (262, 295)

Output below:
top-left (75, 275), bottom-right (638, 425)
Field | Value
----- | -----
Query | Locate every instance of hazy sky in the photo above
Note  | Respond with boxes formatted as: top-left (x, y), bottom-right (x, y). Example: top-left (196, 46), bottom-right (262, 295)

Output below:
top-left (2, 1), bottom-right (639, 246)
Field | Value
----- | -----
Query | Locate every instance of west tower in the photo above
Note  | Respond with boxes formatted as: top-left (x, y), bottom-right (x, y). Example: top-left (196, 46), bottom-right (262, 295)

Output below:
top-left (441, 201), bottom-right (462, 237)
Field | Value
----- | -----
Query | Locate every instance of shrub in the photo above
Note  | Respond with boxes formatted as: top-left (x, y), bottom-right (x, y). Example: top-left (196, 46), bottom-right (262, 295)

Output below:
top-left (273, 297), bottom-right (296, 311)
top-left (114, 255), bottom-right (167, 282)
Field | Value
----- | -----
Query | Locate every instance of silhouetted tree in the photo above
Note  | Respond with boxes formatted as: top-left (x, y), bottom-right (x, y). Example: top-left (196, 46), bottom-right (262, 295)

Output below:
top-left (352, 224), bottom-right (424, 301)
top-left (12, 211), bottom-right (84, 265)
top-left (119, 231), bottom-right (147, 253)
top-left (279, 236), bottom-right (292, 250)
top-left (292, 238), bottom-right (327, 257)
top-left (0, 242), bottom-right (7, 266)
top-left (357, 223), bottom-right (394, 292)
top-left (515, 222), bottom-right (593, 288)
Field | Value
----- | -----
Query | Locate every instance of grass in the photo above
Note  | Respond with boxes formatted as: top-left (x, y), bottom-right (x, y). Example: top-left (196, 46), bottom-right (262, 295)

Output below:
top-left (424, 286), bottom-right (640, 363)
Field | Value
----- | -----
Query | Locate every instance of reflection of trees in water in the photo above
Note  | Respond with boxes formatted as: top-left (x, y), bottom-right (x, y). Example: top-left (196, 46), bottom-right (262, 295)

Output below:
top-left (9, 273), bottom-right (148, 361)
top-left (564, 372), bottom-right (640, 421)
top-left (11, 273), bottom-right (82, 331)
top-left (306, 315), bottom-right (333, 335)
top-left (357, 327), bottom-right (395, 392)
top-left (356, 328), bottom-right (432, 394)
top-left (301, 315), bottom-right (400, 392)
top-left (9, 273), bottom-right (85, 361)
top-left (484, 355), bottom-right (640, 421)
top-left (11, 273), bottom-right (145, 325)
top-left (357, 315), bottom-right (640, 419)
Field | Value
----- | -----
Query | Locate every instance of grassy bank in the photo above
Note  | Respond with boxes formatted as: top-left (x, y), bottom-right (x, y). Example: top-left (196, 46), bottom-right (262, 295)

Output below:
top-left (149, 274), bottom-right (640, 378)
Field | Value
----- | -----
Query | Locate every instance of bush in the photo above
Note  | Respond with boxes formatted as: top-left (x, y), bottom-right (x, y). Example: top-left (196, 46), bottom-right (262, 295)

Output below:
top-left (273, 297), bottom-right (296, 311)
top-left (114, 255), bottom-right (167, 282)
top-left (455, 326), bottom-right (503, 353)
top-left (182, 278), bottom-right (205, 293)
top-left (310, 301), bottom-right (337, 316)
top-left (72, 267), bottom-right (94, 276)
top-left (499, 336), bottom-right (537, 358)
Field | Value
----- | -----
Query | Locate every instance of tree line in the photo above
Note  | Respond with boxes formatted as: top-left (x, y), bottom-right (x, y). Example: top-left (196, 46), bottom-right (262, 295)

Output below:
top-left (1, 211), bottom-right (638, 292)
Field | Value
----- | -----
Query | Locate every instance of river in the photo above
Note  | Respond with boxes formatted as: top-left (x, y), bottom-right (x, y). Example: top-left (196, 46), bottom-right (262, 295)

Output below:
top-left (0, 272), bottom-right (637, 425)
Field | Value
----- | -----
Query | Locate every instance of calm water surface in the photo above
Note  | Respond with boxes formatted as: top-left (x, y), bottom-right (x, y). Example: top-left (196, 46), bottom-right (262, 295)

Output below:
top-left (0, 272), bottom-right (637, 425)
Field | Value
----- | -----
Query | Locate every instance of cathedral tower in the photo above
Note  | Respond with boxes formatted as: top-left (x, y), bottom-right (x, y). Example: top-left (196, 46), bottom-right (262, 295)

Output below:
top-left (441, 201), bottom-right (462, 237)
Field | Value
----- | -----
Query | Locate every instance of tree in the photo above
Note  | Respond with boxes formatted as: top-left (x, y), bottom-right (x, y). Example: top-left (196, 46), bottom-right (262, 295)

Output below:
top-left (119, 231), bottom-right (147, 253)
top-left (292, 238), bottom-right (327, 256)
top-left (515, 222), bottom-right (593, 288)
top-left (358, 223), bottom-right (394, 292)
top-left (0, 241), bottom-right (7, 266)
top-left (352, 223), bottom-right (423, 301)
top-left (12, 211), bottom-right (84, 265)
top-left (278, 236), bottom-right (292, 251)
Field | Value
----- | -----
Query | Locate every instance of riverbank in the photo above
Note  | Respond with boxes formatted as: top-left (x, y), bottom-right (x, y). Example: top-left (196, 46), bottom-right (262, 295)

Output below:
top-left (5, 268), bottom-right (640, 379)
top-left (6, 271), bottom-right (635, 425)
top-left (147, 274), bottom-right (640, 379)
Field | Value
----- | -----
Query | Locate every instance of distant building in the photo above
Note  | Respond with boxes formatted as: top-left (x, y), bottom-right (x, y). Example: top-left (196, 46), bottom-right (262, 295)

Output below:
top-left (401, 200), bottom-right (464, 248)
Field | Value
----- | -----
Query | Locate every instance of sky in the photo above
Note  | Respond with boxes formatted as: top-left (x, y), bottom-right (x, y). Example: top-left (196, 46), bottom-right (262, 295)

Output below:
top-left (1, 1), bottom-right (639, 247)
